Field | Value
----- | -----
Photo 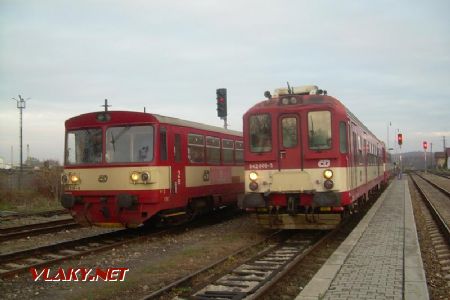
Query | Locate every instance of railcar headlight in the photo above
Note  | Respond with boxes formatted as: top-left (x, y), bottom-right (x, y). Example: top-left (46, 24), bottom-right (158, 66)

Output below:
top-left (61, 174), bottom-right (69, 184)
top-left (249, 172), bottom-right (258, 181)
top-left (323, 169), bottom-right (333, 179)
top-left (141, 171), bottom-right (150, 182)
top-left (249, 181), bottom-right (259, 191)
top-left (281, 97), bottom-right (289, 105)
top-left (70, 174), bottom-right (80, 183)
top-left (324, 179), bottom-right (334, 189)
top-left (289, 97), bottom-right (298, 104)
top-left (130, 172), bottom-right (140, 182)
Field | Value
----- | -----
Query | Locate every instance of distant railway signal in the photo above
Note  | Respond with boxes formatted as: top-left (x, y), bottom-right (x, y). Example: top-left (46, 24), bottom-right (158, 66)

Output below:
top-left (397, 133), bottom-right (403, 146)
top-left (422, 141), bottom-right (428, 150)
top-left (216, 88), bottom-right (227, 118)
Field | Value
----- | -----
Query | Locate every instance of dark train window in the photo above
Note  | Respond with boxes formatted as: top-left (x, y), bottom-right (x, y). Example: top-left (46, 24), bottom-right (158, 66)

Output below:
top-left (281, 117), bottom-right (298, 148)
top-left (206, 136), bottom-right (220, 164)
top-left (222, 139), bottom-right (234, 164)
top-left (174, 134), bottom-right (181, 162)
top-left (159, 127), bottom-right (167, 161)
top-left (308, 111), bottom-right (331, 150)
top-left (249, 114), bottom-right (272, 152)
top-left (235, 141), bottom-right (244, 163)
top-left (339, 122), bottom-right (347, 154)
top-left (188, 134), bottom-right (205, 163)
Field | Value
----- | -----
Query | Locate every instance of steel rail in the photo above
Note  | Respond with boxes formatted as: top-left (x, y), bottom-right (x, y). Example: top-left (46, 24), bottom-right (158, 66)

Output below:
top-left (415, 172), bottom-right (450, 197)
top-left (409, 173), bottom-right (450, 243)
top-left (0, 219), bottom-right (80, 241)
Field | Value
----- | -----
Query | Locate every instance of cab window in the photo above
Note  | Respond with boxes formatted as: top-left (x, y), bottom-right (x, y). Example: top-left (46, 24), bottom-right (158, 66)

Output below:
top-left (308, 111), bottom-right (331, 150)
top-left (249, 114), bottom-right (272, 152)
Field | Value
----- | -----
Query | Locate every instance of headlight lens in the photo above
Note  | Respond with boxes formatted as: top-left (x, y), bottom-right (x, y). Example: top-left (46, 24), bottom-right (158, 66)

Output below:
top-left (141, 172), bottom-right (150, 182)
top-left (70, 174), bottom-right (79, 183)
top-left (323, 169), bottom-right (333, 179)
top-left (249, 181), bottom-right (259, 191)
top-left (61, 174), bottom-right (68, 184)
top-left (130, 172), bottom-right (140, 182)
top-left (324, 179), bottom-right (334, 189)
top-left (249, 172), bottom-right (258, 181)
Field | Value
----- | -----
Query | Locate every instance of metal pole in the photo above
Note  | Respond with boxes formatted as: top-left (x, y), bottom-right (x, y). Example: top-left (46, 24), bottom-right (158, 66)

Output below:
top-left (424, 147), bottom-right (427, 173)
top-left (430, 142), bottom-right (433, 169)
top-left (12, 95), bottom-right (27, 188)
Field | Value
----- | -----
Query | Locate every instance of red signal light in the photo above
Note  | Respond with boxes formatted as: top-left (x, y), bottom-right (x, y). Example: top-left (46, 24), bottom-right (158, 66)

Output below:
top-left (397, 133), bottom-right (403, 146)
top-left (423, 141), bottom-right (428, 150)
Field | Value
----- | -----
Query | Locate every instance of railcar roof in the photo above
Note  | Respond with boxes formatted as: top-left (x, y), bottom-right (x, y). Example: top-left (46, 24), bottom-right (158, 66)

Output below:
top-left (152, 114), bottom-right (242, 137)
top-left (66, 111), bottom-right (242, 137)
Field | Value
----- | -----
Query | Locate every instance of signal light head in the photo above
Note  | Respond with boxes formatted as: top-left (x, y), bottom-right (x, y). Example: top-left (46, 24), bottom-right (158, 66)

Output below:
top-left (397, 133), bottom-right (403, 146)
top-left (423, 141), bottom-right (428, 150)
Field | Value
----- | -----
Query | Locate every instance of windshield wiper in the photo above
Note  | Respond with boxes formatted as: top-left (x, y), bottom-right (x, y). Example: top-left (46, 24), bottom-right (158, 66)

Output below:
top-left (110, 132), bottom-right (116, 152)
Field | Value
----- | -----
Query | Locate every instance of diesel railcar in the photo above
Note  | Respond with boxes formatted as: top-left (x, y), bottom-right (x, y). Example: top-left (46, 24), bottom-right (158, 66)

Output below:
top-left (61, 110), bottom-right (244, 228)
top-left (240, 85), bottom-right (391, 229)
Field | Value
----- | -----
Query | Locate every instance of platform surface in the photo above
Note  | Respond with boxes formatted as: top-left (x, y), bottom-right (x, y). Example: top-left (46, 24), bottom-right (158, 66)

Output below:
top-left (296, 178), bottom-right (429, 300)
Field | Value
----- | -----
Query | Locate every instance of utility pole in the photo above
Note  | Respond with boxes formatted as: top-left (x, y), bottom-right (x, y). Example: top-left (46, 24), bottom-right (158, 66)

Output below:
top-left (12, 95), bottom-right (28, 188)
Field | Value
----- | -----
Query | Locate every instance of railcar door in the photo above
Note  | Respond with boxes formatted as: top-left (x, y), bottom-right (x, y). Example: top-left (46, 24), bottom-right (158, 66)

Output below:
top-left (170, 130), bottom-right (186, 204)
top-left (278, 114), bottom-right (302, 169)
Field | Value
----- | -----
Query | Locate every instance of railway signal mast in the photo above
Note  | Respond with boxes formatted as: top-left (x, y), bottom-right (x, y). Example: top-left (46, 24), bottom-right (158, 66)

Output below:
top-left (216, 88), bottom-right (228, 129)
top-left (397, 133), bottom-right (403, 179)
top-left (423, 141), bottom-right (428, 173)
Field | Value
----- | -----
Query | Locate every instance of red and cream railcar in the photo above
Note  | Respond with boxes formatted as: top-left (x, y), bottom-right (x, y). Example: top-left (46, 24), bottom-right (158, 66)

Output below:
top-left (61, 110), bottom-right (244, 228)
top-left (240, 85), bottom-right (390, 229)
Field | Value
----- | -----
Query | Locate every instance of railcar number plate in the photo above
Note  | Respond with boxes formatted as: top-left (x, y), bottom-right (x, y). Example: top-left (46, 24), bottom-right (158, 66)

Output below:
top-left (248, 162), bottom-right (274, 170)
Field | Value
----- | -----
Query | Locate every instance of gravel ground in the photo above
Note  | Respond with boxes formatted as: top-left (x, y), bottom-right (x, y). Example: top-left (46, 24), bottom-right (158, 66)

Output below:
top-left (408, 176), bottom-right (450, 300)
top-left (0, 214), bottom-right (272, 300)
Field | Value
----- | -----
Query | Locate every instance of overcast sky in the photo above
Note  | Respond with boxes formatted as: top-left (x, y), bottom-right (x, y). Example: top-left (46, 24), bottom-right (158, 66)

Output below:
top-left (1, 0), bottom-right (449, 165)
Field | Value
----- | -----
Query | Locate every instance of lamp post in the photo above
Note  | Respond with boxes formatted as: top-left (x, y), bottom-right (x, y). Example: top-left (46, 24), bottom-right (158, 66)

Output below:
top-left (12, 95), bottom-right (28, 188)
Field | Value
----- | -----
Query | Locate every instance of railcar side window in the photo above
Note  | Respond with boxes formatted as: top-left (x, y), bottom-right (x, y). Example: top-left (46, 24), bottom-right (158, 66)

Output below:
top-left (174, 134), bottom-right (182, 162)
top-left (106, 126), bottom-right (154, 163)
top-left (206, 136), bottom-right (220, 164)
top-left (222, 139), bottom-right (234, 164)
top-left (235, 141), bottom-right (244, 163)
top-left (188, 134), bottom-right (205, 163)
top-left (308, 111), bottom-right (331, 150)
top-left (66, 128), bottom-right (103, 165)
top-left (339, 122), bottom-right (348, 153)
top-left (160, 127), bottom-right (167, 161)
top-left (249, 114), bottom-right (272, 152)
top-left (281, 117), bottom-right (298, 148)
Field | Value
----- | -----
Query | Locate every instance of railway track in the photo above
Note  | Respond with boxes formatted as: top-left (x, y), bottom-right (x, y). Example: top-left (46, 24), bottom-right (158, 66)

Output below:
top-left (409, 173), bottom-right (450, 243)
top-left (0, 207), bottom-right (243, 279)
top-left (142, 228), bottom-right (338, 300)
top-left (0, 209), bottom-right (68, 221)
top-left (409, 173), bottom-right (450, 287)
top-left (0, 228), bottom-right (154, 279)
top-left (0, 218), bottom-right (80, 242)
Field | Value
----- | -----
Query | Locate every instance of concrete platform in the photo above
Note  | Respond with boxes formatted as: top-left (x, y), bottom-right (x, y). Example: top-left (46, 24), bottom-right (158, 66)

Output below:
top-left (296, 179), bottom-right (429, 300)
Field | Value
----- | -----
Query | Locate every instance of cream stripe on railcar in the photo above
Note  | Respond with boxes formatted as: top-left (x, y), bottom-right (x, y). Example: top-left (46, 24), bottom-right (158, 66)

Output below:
top-left (63, 166), bottom-right (170, 191)
top-left (244, 167), bottom-right (349, 193)
top-left (186, 166), bottom-right (244, 188)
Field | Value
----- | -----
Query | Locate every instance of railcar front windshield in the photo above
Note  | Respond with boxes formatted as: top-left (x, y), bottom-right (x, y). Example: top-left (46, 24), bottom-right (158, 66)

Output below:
top-left (106, 125), bottom-right (154, 163)
top-left (249, 114), bottom-right (272, 152)
top-left (308, 111), bottom-right (332, 150)
top-left (66, 128), bottom-right (103, 165)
